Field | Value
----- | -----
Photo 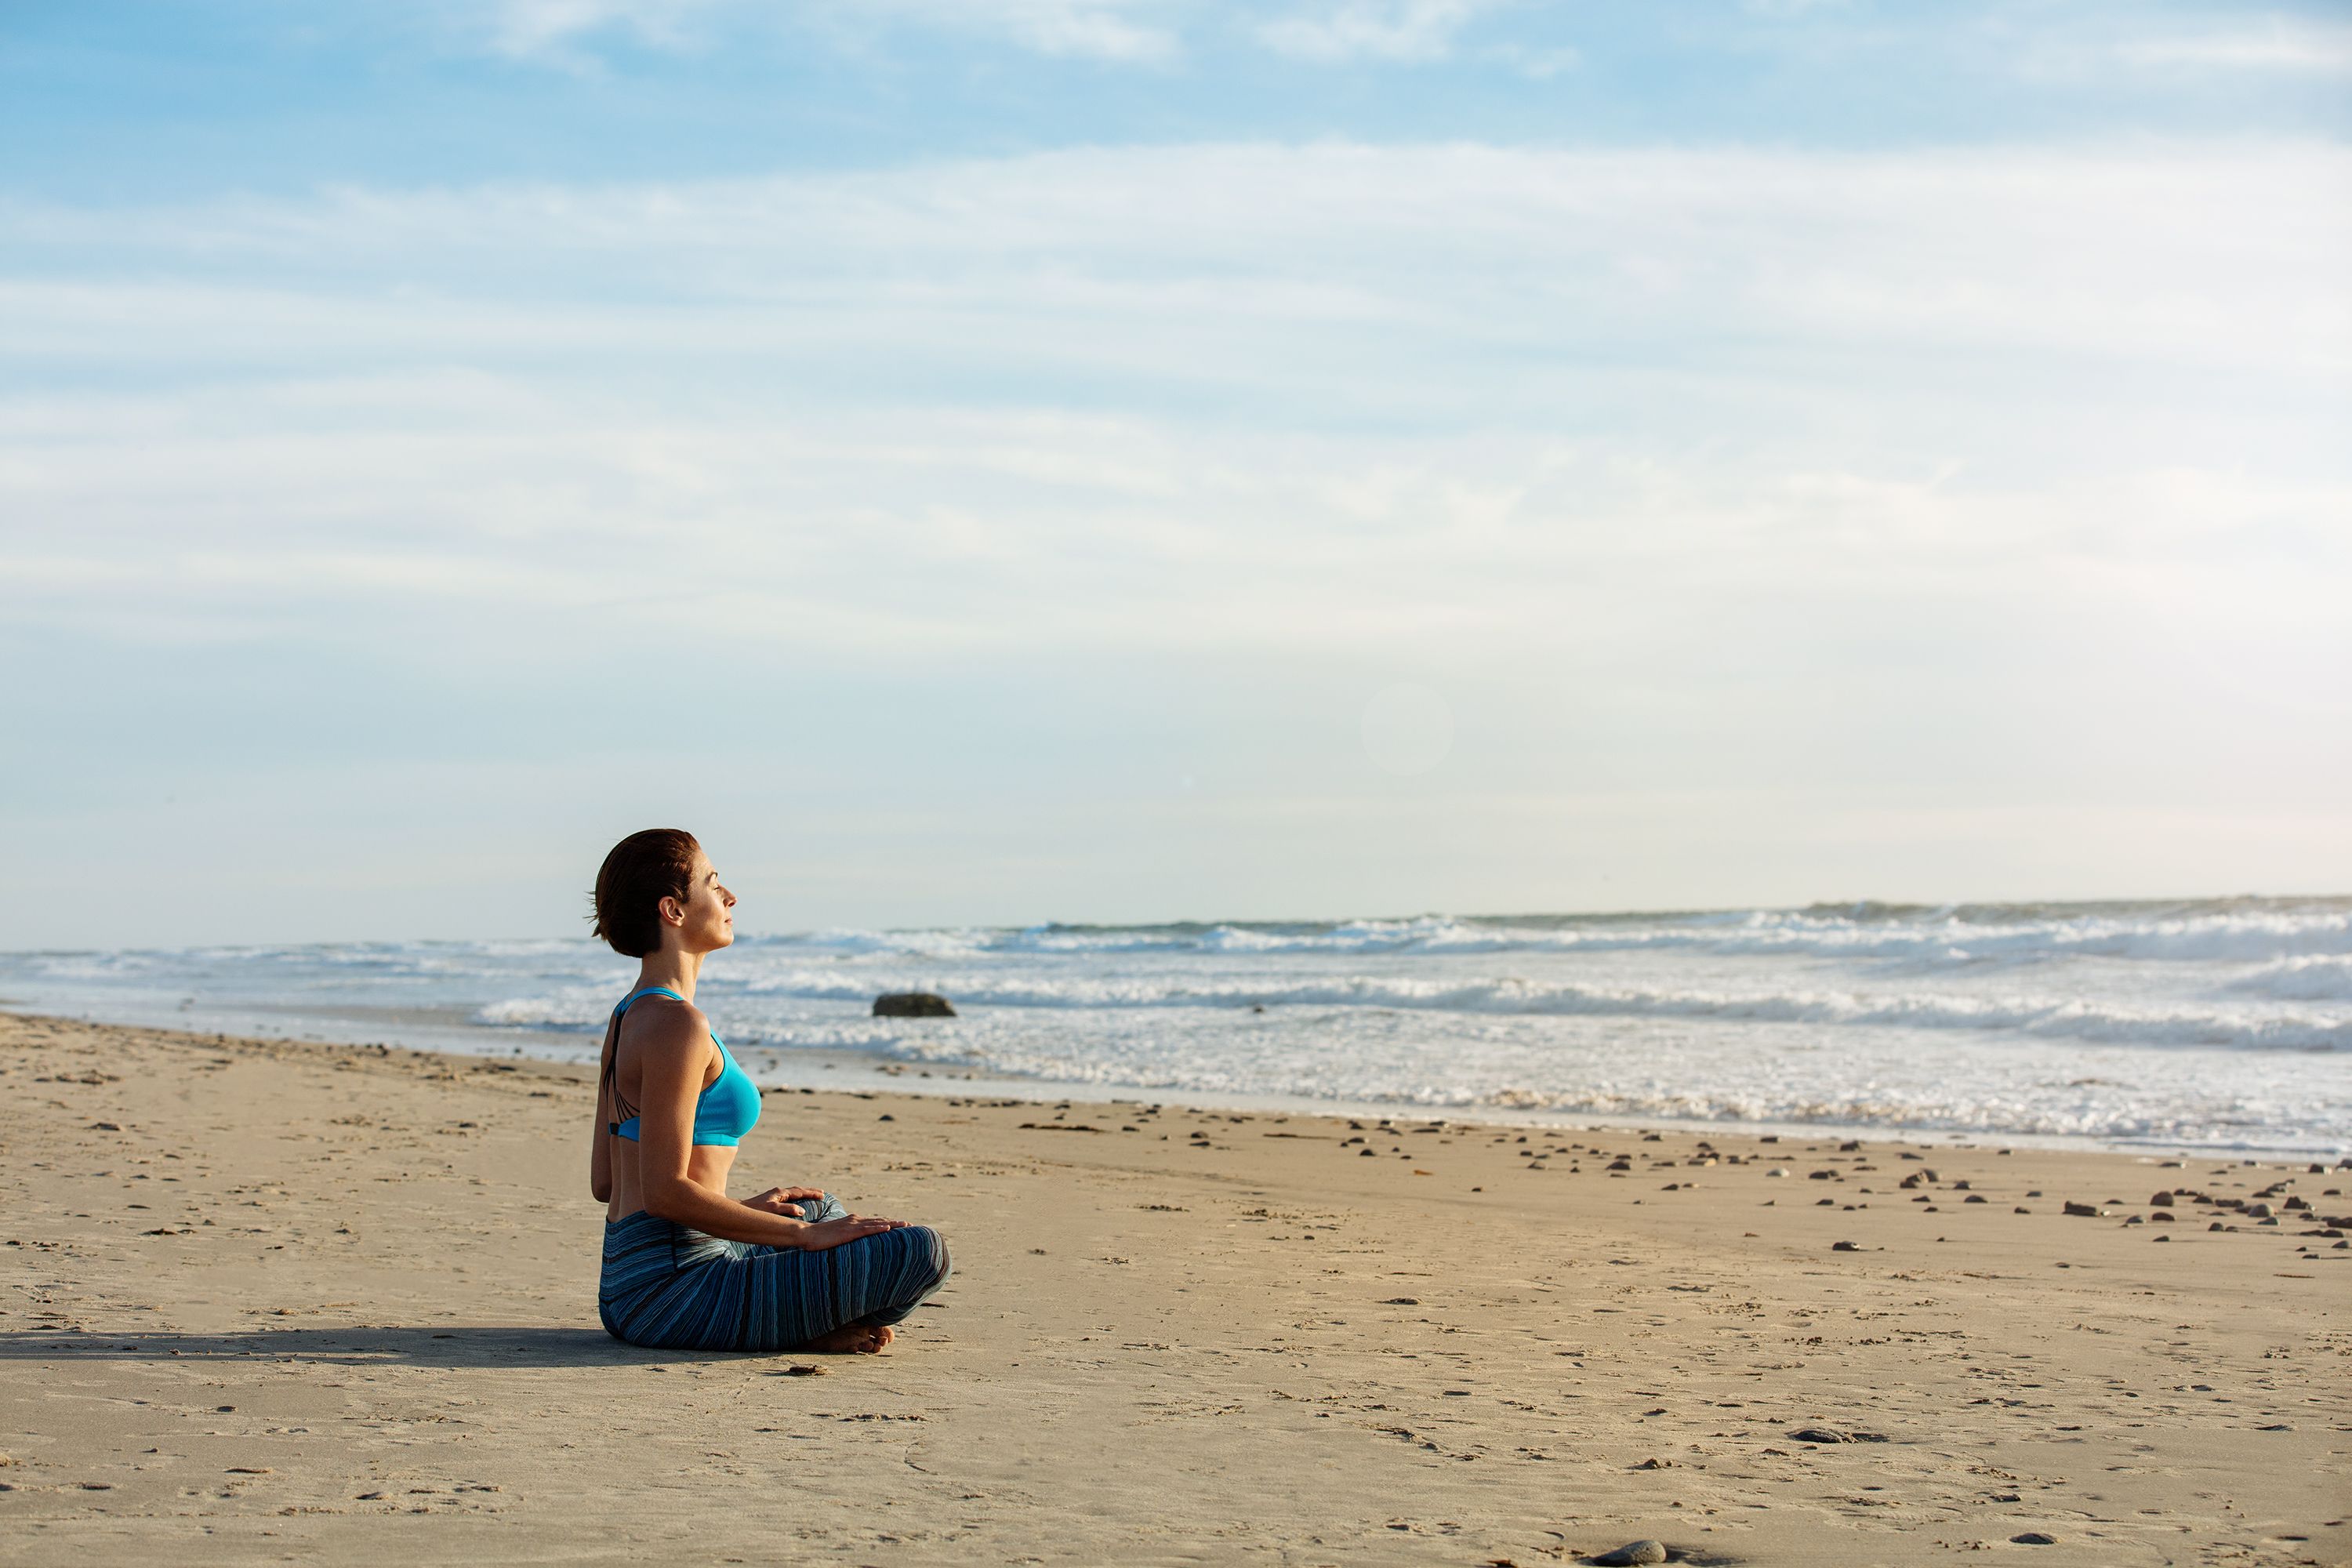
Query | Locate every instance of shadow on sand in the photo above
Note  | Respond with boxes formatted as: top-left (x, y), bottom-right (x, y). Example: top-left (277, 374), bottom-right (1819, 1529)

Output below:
top-left (0, 1326), bottom-right (736, 1368)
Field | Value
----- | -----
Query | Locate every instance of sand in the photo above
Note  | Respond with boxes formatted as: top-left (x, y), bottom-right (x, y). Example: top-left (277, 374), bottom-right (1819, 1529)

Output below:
top-left (0, 1011), bottom-right (2345, 1566)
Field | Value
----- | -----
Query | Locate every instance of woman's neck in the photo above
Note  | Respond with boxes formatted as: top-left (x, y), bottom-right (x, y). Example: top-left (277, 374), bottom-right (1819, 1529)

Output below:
top-left (634, 948), bottom-right (702, 1002)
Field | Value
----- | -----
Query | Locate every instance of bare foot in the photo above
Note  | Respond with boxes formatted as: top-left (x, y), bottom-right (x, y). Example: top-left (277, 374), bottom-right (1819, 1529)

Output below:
top-left (798, 1323), bottom-right (895, 1354)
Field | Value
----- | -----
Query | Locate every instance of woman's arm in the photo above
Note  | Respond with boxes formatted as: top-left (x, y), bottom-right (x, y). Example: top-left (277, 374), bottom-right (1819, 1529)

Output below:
top-left (633, 1007), bottom-right (903, 1250)
top-left (588, 1014), bottom-right (615, 1203)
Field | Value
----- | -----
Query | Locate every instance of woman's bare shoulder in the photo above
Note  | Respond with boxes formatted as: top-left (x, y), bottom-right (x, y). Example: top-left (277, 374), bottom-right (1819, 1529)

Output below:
top-left (621, 996), bottom-right (713, 1054)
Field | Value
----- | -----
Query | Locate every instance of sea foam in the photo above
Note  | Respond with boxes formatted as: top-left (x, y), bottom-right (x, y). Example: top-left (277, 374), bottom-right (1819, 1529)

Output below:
top-left (8, 895), bottom-right (2348, 1150)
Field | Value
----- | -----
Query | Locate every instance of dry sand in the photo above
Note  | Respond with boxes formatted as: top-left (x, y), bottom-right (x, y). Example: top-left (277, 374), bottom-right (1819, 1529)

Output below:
top-left (1, 1011), bottom-right (2346, 1566)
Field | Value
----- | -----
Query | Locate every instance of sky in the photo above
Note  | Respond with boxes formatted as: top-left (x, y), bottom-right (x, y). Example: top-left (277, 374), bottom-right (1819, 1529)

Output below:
top-left (2, 1), bottom-right (2348, 949)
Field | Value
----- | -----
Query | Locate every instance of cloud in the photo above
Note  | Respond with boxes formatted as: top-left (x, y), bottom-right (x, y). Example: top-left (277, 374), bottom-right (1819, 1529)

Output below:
top-left (469, 0), bottom-right (1184, 64)
top-left (1740, 0), bottom-right (1857, 16)
top-left (1254, 0), bottom-right (1499, 62)
top-left (1486, 41), bottom-right (1577, 78)
top-left (479, 0), bottom-right (720, 60)
top-left (850, 0), bottom-right (1183, 62)
top-left (9, 141), bottom-right (2343, 382)
top-left (469, 0), bottom-right (1530, 67)
top-left (2119, 18), bottom-right (2352, 75)
top-left (4, 141), bottom-right (2344, 672)
top-left (4, 139), bottom-right (2347, 930)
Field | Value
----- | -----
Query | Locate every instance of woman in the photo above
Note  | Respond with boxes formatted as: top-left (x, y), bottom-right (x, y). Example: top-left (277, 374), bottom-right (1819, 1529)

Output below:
top-left (588, 828), bottom-right (949, 1353)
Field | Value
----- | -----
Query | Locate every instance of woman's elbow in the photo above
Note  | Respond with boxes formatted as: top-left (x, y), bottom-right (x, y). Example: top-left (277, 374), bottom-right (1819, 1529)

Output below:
top-left (590, 1178), bottom-right (612, 1203)
top-left (641, 1177), bottom-right (693, 1221)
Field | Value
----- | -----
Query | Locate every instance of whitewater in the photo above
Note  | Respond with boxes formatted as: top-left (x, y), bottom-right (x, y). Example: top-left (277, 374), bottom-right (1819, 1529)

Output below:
top-left (5, 896), bottom-right (2347, 1154)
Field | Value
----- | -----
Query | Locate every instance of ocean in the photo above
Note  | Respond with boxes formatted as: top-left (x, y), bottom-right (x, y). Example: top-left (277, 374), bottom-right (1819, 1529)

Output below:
top-left (5, 897), bottom-right (2347, 1155)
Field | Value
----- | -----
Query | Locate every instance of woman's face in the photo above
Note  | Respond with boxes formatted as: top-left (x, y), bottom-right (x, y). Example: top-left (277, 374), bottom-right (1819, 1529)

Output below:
top-left (671, 852), bottom-right (736, 953)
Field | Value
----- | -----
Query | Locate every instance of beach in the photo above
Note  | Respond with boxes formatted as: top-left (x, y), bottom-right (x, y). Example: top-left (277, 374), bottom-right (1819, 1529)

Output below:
top-left (2, 1009), bottom-right (2345, 1566)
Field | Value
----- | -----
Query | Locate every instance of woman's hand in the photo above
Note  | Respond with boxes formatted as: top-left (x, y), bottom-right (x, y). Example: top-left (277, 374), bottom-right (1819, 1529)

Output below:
top-left (796, 1214), bottom-right (906, 1250)
top-left (742, 1185), bottom-right (827, 1217)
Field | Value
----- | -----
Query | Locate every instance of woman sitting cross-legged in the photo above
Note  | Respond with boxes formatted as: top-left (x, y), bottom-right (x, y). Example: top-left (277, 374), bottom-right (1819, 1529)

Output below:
top-left (587, 827), bottom-right (949, 1353)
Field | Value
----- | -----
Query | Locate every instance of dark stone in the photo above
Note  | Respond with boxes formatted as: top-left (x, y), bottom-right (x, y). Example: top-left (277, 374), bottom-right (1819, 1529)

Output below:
top-left (2011, 1532), bottom-right (2059, 1545)
top-left (2062, 1201), bottom-right (2102, 1217)
top-left (1588, 1543), bottom-right (1668, 1566)
top-left (2150, 1190), bottom-right (2173, 1207)
top-left (873, 992), bottom-right (956, 1018)
top-left (1788, 1425), bottom-right (1886, 1443)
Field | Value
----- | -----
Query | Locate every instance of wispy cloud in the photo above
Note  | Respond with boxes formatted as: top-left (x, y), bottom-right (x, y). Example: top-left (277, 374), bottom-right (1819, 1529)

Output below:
top-left (13, 142), bottom-right (2342, 377)
top-left (1254, 0), bottom-right (1501, 63)
top-left (4, 132), bottom-right (2347, 931)
top-left (470, 0), bottom-right (1185, 64)
top-left (6, 141), bottom-right (2344, 667)
top-left (852, 0), bottom-right (1185, 62)
top-left (2119, 17), bottom-right (2352, 74)
top-left (470, 0), bottom-right (1534, 67)
top-left (479, 0), bottom-right (721, 60)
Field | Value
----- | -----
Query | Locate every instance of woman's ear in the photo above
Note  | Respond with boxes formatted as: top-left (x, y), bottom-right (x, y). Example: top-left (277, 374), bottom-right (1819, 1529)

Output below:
top-left (658, 895), bottom-right (685, 927)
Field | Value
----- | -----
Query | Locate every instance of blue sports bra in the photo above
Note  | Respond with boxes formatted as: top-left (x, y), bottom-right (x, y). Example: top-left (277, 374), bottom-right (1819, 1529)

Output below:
top-left (601, 985), bottom-right (762, 1148)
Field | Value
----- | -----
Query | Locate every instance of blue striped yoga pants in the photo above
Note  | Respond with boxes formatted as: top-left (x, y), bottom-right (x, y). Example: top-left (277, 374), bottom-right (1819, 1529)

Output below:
top-left (599, 1195), bottom-right (950, 1352)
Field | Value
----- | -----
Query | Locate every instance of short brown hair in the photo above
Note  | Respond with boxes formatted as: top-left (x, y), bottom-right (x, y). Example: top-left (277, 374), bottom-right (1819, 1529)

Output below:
top-left (591, 829), bottom-right (702, 958)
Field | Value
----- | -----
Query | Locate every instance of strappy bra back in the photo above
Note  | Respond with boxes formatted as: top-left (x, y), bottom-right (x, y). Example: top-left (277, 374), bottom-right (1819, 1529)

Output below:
top-left (601, 985), bottom-right (762, 1148)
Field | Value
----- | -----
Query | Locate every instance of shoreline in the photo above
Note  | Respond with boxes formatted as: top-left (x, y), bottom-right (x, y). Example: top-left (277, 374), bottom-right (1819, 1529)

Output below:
top-left (5, 1001), bottom-right (2332, 1163)
top-left (3, 1011), bottom-right (2346, 1565)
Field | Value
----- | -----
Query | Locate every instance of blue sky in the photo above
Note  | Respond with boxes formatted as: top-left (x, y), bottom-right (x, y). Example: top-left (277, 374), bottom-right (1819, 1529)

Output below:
top-left (2, 2), bottom-right (2349, 947)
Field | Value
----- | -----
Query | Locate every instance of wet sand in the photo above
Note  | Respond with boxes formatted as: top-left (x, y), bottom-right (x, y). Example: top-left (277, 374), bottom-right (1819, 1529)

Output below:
top-left (1, 1011), bottom-right (2346, 1566)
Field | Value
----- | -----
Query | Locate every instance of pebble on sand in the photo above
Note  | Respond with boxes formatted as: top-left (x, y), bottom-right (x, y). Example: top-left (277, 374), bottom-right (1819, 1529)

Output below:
top-left (2011, 1531), bottom-right (2060, 1545)
top-left (1588, 1542), bottom-right (1668, 1566)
